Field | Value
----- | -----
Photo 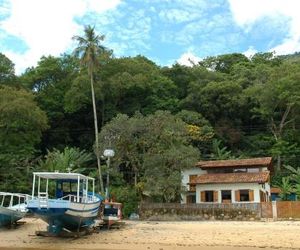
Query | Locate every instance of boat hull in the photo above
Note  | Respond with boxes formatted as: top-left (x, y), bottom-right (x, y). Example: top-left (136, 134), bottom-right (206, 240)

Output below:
top-left (27, 199), bottom-right (101, 232)
top-left (0, 207), bottom-right (26, 227)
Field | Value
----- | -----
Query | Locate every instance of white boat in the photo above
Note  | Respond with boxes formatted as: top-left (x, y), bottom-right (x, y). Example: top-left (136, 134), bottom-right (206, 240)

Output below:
top-left (0, 192), bottom-right (28, 227)
top-left (26, 172), bottom-right (102, 234)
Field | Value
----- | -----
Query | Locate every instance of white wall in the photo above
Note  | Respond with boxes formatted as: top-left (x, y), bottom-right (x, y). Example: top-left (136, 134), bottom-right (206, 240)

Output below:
top-left (181, 168), bottom-right (206, 203)
top-left (181, 168), bottom-right (271, 204)
top-left (195, 182), bottom-right (270, 203)
top-left (181, 168), bottom-right (206, 188)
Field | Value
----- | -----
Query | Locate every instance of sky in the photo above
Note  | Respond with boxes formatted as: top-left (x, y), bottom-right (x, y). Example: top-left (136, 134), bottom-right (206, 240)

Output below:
top-left (0, 0), bottom-right (300, 74)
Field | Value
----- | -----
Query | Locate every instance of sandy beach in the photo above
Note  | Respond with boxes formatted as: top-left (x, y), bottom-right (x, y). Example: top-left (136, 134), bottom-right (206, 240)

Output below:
top-left (0, 218), bottom-right (300, 250)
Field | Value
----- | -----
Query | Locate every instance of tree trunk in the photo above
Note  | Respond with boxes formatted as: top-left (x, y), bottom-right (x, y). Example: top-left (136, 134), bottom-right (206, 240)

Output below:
top-left (134, 171), bottom-right (137, 186)
top-left (101, 95), bottom-right (105, 127)
top-left (270, 104), bottom-right (294, 172)
top-left (90, 73), bottom-right (104, 193)
top-left (277, 156), bottom-right (281, 172)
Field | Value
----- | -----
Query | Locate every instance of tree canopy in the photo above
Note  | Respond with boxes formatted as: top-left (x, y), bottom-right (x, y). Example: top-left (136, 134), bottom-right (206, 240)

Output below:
top-left (1, 31), bottom-right (300, 207)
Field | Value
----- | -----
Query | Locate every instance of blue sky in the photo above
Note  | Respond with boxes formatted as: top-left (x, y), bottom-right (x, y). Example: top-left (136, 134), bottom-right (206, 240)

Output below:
top-left (0, 0), bottom-right (300, 74)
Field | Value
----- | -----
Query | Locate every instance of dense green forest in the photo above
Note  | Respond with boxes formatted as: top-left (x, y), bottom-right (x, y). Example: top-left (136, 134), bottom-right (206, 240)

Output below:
top-left (1, 27), bottom-right (300, 215)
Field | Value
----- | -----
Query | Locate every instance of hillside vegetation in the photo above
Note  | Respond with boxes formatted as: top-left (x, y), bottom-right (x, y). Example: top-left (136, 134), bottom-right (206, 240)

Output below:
top-left (1, 31), bottom-right (300, 213)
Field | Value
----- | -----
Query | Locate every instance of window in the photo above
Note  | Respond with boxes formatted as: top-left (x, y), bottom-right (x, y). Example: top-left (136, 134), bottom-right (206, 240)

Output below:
top-left (221, 190), bottom-right (232, 203)
top-left (247, 168), bottom-right (260, 173)
top-left (208, 168), bottom-right (233, 174)
top-left (233, 168), bottom-right (247, 173)
top-left (201, 190), bottom-right (218, 202)
top-left (1, 195), bottom-right (11, 207)
top-left (12, 196), bottom-right (19, 206)
top-left (205, 191), bottom-right (214, 202)
top-left (240, 190), bottom-right (250, 201)
top-left (235, 189), bottom-right (254, 202)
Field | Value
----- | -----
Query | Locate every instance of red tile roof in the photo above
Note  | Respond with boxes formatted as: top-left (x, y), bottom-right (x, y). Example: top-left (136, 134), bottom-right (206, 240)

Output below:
top-left (196, 157), bottom-right (272, 169)
top-left (190, 172), bottom-right (270, 184)
top-left (270, 187), bottom-right (281, 193)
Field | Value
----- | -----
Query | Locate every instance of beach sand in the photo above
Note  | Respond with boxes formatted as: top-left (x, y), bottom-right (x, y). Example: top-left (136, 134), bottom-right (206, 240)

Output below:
top-left (0, 218), bottom-right (299, 250)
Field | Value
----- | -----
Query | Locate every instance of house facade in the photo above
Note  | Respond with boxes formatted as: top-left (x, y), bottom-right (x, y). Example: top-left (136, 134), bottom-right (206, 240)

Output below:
top-left (181, 157), bottom-right (272, 204)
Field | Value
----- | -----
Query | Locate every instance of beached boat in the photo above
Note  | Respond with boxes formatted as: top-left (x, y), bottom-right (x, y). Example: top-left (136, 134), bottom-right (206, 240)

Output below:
top-left (102, 201), bottom-right (122, 229)
top-left (0, 192), bottom-right (28, 227)
top-left (26, 172), bottom-right (102, 234)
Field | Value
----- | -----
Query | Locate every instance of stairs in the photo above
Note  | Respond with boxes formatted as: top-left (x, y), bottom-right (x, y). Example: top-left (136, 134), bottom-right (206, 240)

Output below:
top-left (38, 192), bottom-right (49, 208)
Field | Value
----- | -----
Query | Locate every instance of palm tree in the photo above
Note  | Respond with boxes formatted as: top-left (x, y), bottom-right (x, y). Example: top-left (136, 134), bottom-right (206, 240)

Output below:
top-left (294, 184), bottom-right (300, 201)
top-left (284, 165), bottom-right (300, 184)
top-left (39, 147), bottom-right (93, 173)
top-left (72, 25), bottom-right (106, 193)
top-left (275, 177), bottom-right (293, 201)
top-left (210, 139), bottom-right (234, 160)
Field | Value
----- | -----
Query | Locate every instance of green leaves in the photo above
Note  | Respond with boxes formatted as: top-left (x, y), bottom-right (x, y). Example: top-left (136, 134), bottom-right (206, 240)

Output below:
top-left (38, 147), bottom-right (93, 172)
top-left (72, 25), bottom-right (106, 75)
top-left (0, 53), bottom-right (15, 86)
top-left (284, 165), bottom-right (300, 185)
top-left (273, 165), bottom-right (300, 200)
top-left (0, 86), bottom-right (48, 158)
top-left (275, 177), bottom-right (293, 201)
top-left (0, 86), bottom-right (48, 192)
top-left (99, 111), bottom-right (200, 202)
top-left (210, 139), bottom-right (234, 160)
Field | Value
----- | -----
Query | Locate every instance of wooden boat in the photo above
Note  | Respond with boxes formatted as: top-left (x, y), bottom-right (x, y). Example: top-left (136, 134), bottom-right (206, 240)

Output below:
top-left (0, 192), bottom-right (28, 227)
top-left (102, 201), bottom-right (122, 229)
top-left (26, 172), bottom-right (102, 234)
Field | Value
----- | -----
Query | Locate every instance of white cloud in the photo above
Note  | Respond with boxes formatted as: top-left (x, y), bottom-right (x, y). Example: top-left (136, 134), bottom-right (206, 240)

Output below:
top-left (101, 9), bottom-right (152, 56)
top-left (0, 0), bottom-right (121, 74)
top-left (271, 39), bottom-right (300, 55)
top-left (228, 0), bottom-right (300, 55)
top-left (176, 52), bottom-right (201, 66)
top-left (243, 46), bottom-right (257, 58)
top-left (159, 9), bottom-right (201, 23)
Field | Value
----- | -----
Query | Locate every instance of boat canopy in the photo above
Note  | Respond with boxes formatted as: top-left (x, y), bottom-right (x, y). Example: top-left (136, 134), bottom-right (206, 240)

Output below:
top-left (31, 172), bottom-right (96, 200)
top-left (33, 172), bottom-right (94, 181)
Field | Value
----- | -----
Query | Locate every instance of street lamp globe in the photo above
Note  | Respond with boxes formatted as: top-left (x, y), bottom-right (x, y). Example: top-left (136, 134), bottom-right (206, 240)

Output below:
top-left (103, 149), bottom-right (115, 158)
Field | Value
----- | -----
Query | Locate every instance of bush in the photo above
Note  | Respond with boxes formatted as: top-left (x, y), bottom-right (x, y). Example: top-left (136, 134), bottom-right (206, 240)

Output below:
top-left (110, 185), bottom-right (140, 218)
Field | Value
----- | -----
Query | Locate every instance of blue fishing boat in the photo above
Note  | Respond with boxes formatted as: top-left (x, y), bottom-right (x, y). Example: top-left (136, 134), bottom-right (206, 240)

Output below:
top-left (27, 172), bottom-right (102, 234)
top-left (0, 192), bottom-right (28, 227)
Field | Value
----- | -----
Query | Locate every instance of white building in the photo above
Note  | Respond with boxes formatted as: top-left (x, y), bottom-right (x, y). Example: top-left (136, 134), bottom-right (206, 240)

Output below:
top-left (181, 157), bottom-right (272, 204)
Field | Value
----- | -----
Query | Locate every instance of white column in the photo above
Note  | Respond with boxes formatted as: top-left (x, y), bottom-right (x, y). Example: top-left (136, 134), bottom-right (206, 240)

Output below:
top-left (86, 179), bottom-right (88, 201)
top-left (46, 179), bottom-right (49, 197)
top-left (37, 176), bottom-right (40, 197)
top-left (9, 195), bottom-right (13, 207)
top-left (272, 201), bottom-right (277, 220)
top-left (32, 174), bottom-right (36, 198)
top-left (77, 176), bottom-right (80, 202)
top-left (92, 179), bottom-right (95, 197)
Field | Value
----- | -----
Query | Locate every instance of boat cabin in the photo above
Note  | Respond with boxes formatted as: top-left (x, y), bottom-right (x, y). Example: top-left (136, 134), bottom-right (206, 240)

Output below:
top-left (31, 172), bottom-right (96, 204)
top-left (0, 192), bottom-right (27, 211)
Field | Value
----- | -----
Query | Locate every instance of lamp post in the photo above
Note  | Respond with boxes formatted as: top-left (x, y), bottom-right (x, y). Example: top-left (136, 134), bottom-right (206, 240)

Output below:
top-left (103, 149), bottom-right (115, 200)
